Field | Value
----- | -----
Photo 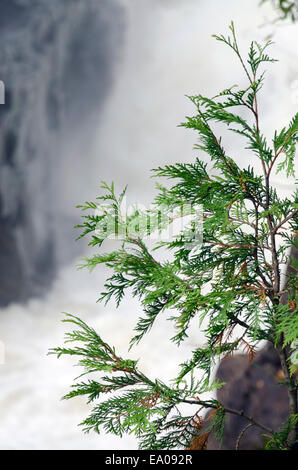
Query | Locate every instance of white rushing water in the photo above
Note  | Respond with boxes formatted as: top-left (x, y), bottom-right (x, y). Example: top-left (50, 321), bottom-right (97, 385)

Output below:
top-left (0, 0), bottom-right (297, 449)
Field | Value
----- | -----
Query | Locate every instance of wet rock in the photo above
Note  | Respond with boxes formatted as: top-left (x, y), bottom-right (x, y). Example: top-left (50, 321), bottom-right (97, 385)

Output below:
top-left (207, 342), bottom-right (290, 450)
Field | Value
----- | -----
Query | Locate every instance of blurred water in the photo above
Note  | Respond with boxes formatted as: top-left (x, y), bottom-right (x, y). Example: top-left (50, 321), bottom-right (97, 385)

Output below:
top-left (0, 0), bottom-right (297, 449)
top-left (0, 0), bottom-right (125, 304)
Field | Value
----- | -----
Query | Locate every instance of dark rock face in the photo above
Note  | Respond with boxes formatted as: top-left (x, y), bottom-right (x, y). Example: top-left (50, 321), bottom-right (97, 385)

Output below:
top-left (207, 343), bottom-right (290, 450)
top-left (0, 217), bottom-right (26, 305)
top-left (0, 0), bottom-right (125, 306)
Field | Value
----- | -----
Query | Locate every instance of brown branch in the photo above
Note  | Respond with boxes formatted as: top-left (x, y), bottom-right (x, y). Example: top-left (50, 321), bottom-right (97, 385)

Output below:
top-left (205, 240), bottom-right (270, 251)
top-left (253, 82), bottom-right (281, 295)
top-left (182, 398), bottom-right (274, 435)
top-left (252, 199), bottom-right (272, 289)
top-left (273, 209), bottom-right (298, 235)
top-left (253, 77), bottom-right (268, 178)
top-left (235, 423), bottom-right (254, 450)
top-left (267, 131), bottom-right (295, 178)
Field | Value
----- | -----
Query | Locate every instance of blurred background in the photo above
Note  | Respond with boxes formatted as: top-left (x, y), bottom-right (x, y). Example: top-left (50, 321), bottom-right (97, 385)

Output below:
top-left (0, 0), bottom-right (297, 449)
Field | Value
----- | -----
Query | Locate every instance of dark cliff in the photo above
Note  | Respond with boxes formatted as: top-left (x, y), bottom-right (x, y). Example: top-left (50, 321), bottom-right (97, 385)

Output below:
top-left (0, 0), bottom-right (125, 306)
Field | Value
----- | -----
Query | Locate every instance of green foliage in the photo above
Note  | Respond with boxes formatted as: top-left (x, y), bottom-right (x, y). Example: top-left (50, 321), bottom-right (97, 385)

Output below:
top-left (264, 414), bottom-right (298, 449)
top-left (49, 314), bottom-right (224, 449)
top-left (276, 304), bottom-right (298, 347)
top-left (261, 0), bottom-right (298, 22)
top-left (51, 23), bottom-right (298, 450)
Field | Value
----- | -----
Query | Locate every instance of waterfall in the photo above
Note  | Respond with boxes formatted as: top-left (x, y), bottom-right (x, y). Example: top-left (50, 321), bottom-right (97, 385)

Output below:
top-left (0, 0), bottom-right (125, 306)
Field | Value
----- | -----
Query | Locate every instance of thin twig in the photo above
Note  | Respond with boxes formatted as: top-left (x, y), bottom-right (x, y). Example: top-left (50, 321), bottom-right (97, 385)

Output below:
top-left (235, 423), bottom-right (254, 450)
top-left (273, 209), bottom-right (298, 235)
top-left (182, 398), bottom-right (274, 435)
top-left (267, 131), bottom-right (295, 178)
